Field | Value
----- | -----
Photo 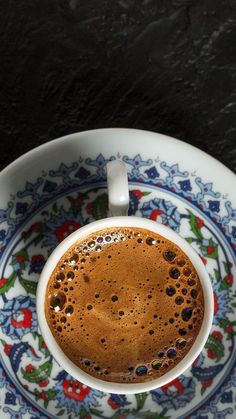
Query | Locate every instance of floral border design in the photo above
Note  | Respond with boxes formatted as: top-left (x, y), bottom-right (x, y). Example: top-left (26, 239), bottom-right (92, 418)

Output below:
top-left (0, 153), bottom-right (235, 419)
top-left (1, 154), bottom-right (235, 258)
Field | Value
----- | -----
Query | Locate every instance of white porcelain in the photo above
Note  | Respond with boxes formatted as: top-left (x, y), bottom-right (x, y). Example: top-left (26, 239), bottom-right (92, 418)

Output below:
top-left (107, 160), bottom-right (129, 216)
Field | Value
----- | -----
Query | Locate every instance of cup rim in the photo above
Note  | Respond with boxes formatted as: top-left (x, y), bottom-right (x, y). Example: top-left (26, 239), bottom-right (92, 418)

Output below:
top-left (36, 216), bottom-right (214, 394)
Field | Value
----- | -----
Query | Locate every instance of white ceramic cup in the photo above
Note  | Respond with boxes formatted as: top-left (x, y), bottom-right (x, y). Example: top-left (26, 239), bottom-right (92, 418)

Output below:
top-left (36, 160), bottom-right (214, 394)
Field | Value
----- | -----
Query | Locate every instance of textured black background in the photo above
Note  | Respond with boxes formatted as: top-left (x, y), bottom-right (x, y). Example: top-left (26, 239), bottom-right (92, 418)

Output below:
top-left (0, 0), bottom-right (236, 172)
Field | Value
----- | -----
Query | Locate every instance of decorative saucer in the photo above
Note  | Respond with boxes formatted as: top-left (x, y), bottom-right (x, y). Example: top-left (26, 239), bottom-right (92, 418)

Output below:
top-left (0, 129), bottom-right (235, 418)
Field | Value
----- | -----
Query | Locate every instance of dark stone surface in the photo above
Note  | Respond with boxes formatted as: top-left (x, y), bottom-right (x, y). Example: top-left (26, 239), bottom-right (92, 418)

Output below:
top-left (0, 0), bottom-right (235, 172)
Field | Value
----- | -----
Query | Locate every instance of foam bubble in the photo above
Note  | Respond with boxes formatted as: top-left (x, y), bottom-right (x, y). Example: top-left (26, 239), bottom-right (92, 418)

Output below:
top-left (67, 271), bottom-right (74, 280)
top-left (179, 328), bottom-right (187, 336)
top-left (167, 348), bottom-right (177, 358)
top-left (166, 285), bottom-right (176, 296)
top-left (176, 338), bottom-right (186, 349)
top-left (175, 296), bottom-right (184, 305)
top-left (88, 241), bottom-right (95, 248)
top-left (169, 267), bottom-right (180, 279)
top-left (69, 254), bottom-right (78, 265)
top-left (65, 305), bottom-right (74, 316)
top-left (191, 289), bottom-right (198, 299)
top-left (181, 307), bottom-right (193, 322)
top-left (146, 237), bottom-right (156, 245)
top-left (135, 365), bottom-right (148, 376)
top-left (177, 259), bottom-right (185, 267)
top-left (56, 272), bottom-right (65, 282)
top-left (163, 250), bottom-right (176, 262)
top-left (152, 360), bottom-right (162, 370)
top-left (50, 292), bottom-right (66, 312)
top-left (183, 267), bottom-right (191, 277)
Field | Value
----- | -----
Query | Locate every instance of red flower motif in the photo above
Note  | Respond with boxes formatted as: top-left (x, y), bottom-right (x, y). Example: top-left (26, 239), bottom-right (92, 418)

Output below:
top-left (29, 255), bottom-right (45, 273)
top-left (226, 324), bottom-right (233, 334)
top-left (39, 391), bottom-right (48, 401)
top-left (213, 292), bottom-right (218, 315)
top-left (86, 203), bottom-right (93, 214)
top-left (161, 378), bottom-right (184, 395)
top-left (211, 331), bottom-right (223, 341)
top-left (224, 274), bottom-right (233, 286)
top-left (200, 256), bottom-right (207, 265)
top-left (16, 255), bottom-right (25, 263)
top-left (207, 350), bottom-right (217, 359)
top-left (195, 217), bottom-right (204, 228)
top-left (25, 364), bottom-right (35, 372)
top-left (55, 221), bottom-right (81, 242)
top-left (38, 379), bottom-right (49, 387)
top-left (132, 190), bottom-right (143, 200)
top-left (0, 277), bottom-right (7, 288)
top-left (11, 308), bottom-right (32, 328)
top-left (207, 246), bottom-right (215, 254)
top-left (42, 341), bottom-right (47, 349)
top-left (4, 344), bottom-right (13, 356)
top-left (63, 379), bottom-right (90, 401)
top-left (108, 397), bottom-right (120, 409)
top-left (31, 222), bottom-right (43, 232)
top-left (150, 209), bottom-right (165, 221)
top-left (202, 379), bottom-right (213, 388)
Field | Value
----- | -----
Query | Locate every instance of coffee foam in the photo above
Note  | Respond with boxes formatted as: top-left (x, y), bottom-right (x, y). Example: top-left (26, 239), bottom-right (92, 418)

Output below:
top-left (45, 227), bottom-right (204, 383)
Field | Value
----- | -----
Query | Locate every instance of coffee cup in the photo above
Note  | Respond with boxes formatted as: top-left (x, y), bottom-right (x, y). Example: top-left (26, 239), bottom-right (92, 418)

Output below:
top-left (36, 160), bottom-right (213, 394)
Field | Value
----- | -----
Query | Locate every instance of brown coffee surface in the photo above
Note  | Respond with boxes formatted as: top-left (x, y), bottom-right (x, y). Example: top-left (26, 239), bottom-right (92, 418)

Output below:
top-left (45, 227), bottom-right (204, 383)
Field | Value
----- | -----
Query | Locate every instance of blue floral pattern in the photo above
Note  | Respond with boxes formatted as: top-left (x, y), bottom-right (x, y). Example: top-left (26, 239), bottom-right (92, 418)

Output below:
top-left (42, 207), bottom-right (85, 252)
top-left (53, 372), bottom-right (103, 415)
top-left (0, 151), bottom-right (235, 419)
top-left (141, 198), bottom-right (181, 231)
top-left (0, 296), bottom-right (37, 340)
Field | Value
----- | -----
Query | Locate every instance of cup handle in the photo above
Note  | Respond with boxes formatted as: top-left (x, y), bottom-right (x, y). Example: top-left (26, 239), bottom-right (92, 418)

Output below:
top-left (107, 160), bottom-right (129, 216)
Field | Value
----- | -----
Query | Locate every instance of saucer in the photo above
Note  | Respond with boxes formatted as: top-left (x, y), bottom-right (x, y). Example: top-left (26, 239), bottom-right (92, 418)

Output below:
top-left (0, 128), bottom-right (235, 418)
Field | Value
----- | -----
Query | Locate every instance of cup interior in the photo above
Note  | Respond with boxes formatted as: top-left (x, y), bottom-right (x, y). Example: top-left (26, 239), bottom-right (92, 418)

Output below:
top-left (36, 216), bottom-right (214, 394)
